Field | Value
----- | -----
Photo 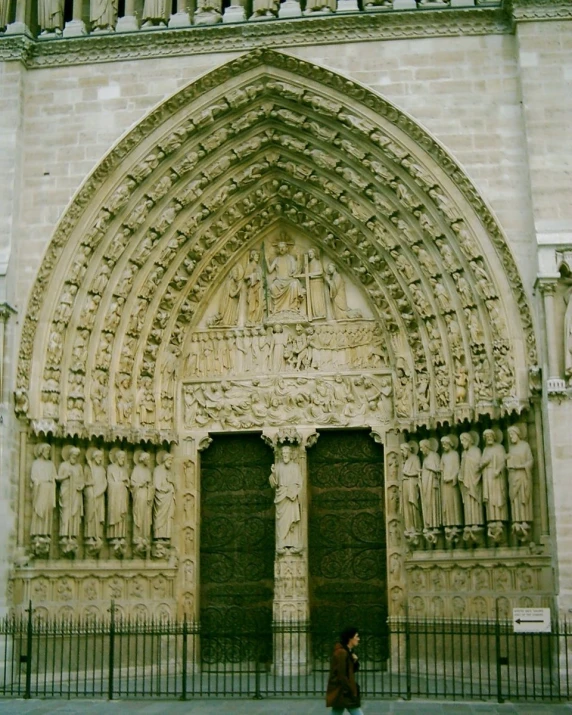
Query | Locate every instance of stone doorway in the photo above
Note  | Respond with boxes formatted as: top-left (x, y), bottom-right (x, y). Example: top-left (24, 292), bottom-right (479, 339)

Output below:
top-left (307, 429), bottom-right (388, 662)
top-left (199, 433), bottom-right (275, 664)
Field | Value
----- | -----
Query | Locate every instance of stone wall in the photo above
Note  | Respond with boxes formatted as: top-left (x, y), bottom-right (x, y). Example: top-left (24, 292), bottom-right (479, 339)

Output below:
top-left (1, 7), bottom-right (572, 616)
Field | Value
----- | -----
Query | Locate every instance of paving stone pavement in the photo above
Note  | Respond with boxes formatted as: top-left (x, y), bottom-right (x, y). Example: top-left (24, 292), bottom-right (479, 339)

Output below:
top-left (0, 699), bottom-right (571, 715)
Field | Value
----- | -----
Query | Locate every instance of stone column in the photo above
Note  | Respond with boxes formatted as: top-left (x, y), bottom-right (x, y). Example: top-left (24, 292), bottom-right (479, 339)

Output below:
top-left (537, 280), bottom-right (566, 393)
top-left (262, 427), bottom-right (316, 676)
top-left (173, 431), bottom-right (211, 621)
top-left (63, 0), bottom-right (87, 36)
top-left (116, 0), bottom-right (139, 31)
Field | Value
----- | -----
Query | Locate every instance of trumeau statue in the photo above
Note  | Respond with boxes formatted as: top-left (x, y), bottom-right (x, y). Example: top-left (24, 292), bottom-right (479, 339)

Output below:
top-left (269, 444), bottom-right (302, 554)
top-left (30, 443), bottom-right (57, 557)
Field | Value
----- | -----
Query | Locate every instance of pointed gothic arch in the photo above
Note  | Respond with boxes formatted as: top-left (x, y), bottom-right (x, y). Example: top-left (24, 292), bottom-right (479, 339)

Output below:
top-left (15, 48), bottom-right (537, 443)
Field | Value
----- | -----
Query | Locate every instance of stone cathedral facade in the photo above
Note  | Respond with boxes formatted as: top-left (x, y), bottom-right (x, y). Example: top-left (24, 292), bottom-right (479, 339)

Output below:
top-left (0, 0), bottom-right (571, 632)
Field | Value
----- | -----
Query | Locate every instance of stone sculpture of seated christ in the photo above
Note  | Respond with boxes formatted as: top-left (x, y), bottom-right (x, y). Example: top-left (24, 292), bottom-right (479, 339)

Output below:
top-left (266, 240), bottom-right (306, 317)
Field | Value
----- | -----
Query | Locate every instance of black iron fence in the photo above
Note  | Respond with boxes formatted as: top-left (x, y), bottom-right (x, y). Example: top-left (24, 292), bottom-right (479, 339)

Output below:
top-left (0, 603), bottom-right (570, 702)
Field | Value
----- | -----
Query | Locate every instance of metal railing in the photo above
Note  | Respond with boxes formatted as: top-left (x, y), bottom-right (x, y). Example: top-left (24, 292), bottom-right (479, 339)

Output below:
top-left (0, 603), bottom-right (569, 702)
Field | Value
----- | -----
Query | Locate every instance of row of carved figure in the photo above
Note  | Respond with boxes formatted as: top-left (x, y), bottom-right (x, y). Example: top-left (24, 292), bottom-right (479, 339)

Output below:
top-left (212, 243), bottom-right (361, 328)
top-left (184, 321), bottom-right (385, 378)
top-left (399, 424), bottom-right (534, 549)
top-left (14, 0), bottom-right (402, 37)
top-left (30, 444), bottom-right (176, 559)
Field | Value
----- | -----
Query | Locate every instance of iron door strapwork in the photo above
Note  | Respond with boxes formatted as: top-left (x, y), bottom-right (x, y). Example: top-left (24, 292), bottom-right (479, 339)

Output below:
top-left (308, 429), bottom-right (388, 665)
top-left (200, 434), bottom-right (274, 666)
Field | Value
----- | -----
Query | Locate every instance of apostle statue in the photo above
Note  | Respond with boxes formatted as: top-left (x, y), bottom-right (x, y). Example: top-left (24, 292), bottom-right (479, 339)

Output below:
top-left (131, 450), bottom-right (154, 554)
top-left (56, 446), bottom-right (85, 556)
top-left (506, 424), bottom-right (534, 542)
top-left (245, 249), bottom-right (265, 325)
top-left (400, 441), bottom-right (422, 546)
top-left (84, 448), bottom-right (107, 553)
top-left (30, 443), bottom-right (57, 557)
top-left (153, 451), bottom-right (176, 544)
top-left (459, 431), bottom-right (483, 543)
top-left (479, 428), bottom-right (508, 543)
top-left (38, 0), bottom-right (64, 34)
top-left (269, 444), bottom-right (302, 554)
top-left (266, 239), bottom-right (305, 317)
top-left (90, 0), bottom-right (118, 32)
top-left (141, 0), bottom-right (168, 27)
top-left (440, 435), bottom-right (463, 544)
top-left (106, 448), bottom-right (130, 556)
top-left (419, 438), bottom-right (441, 545)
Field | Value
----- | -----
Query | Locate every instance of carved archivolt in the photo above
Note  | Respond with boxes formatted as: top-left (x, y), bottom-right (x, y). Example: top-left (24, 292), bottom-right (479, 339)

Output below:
top-left (15, 49), bottom-right (537, 445)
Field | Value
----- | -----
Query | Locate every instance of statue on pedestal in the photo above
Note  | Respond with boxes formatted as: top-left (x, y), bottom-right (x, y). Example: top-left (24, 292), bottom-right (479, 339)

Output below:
top-left (84, 448), bottom-right (107, 555)
top-left (107, 449), bottom-right (129, 557)
top-left (399, 441), bottom-right (422, 547)
top-left (440, 435), bottom-right (463, 545)
top-left (57, 446), bottom-right (85, 557)
top-left (459, 431), bottom-right (483, 545)
top-left (480, 428), bottom-right (508, 544)
top-left (269, 444), bottom-right (302, 554)
top-left (419, 438), bottom-right (441, 546)
top-left (131, 450), bottom-right (154, 555)
top-left (30, 443), bottom-right (57, 558)
top-left (507, 424), bottom-right (534, 543)
top-left (153, 451), bottom-right (176, 553)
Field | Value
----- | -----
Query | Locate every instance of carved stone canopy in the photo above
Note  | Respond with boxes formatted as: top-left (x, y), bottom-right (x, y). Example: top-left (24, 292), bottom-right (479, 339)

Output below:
top-left (16, 49), bottom-right (537, 443)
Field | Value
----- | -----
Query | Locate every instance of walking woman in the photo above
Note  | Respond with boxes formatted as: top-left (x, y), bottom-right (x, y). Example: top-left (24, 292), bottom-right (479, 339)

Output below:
top-left (326, 626), bottom-right (363, 715)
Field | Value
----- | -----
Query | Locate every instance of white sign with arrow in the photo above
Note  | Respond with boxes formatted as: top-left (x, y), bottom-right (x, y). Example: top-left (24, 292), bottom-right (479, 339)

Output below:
top-left (512, 608), bottom-right (551, 633)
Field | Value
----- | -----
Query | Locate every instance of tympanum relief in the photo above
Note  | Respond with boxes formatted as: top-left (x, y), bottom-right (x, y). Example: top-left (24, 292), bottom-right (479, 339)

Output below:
top-left (181, 234), bottom-right (392, 431)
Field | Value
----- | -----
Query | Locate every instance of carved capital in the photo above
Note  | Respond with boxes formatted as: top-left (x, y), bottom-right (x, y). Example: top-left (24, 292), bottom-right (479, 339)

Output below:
top-left (0, 303), bottom-right (16, 323)
top-left (535, 278), bottom-right (558, 297)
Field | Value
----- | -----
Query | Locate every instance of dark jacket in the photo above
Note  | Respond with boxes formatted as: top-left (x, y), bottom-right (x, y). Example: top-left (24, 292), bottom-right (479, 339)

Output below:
top-left (325, 641), bottom-right (361, 709)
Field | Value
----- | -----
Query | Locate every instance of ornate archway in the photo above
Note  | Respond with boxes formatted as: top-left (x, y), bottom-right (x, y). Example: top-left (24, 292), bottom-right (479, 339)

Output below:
top-left (13, 49), bottom-right (548, 623)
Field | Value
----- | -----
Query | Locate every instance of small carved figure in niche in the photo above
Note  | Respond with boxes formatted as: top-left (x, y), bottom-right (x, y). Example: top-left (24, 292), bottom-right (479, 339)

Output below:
top-left (38, 0), bottom-right (64, 34)
top-left (269, 445), bottom-right (302, 555)
top-left (217, 265), bottom-right (243, 327)
top-left (57, 446), bottom-right (85, 557)
top-left (288, 324), bottom-right (311, 371)
top-left (84, 448), bottom-right (107, 555)
top-left (30, 443), bottom-right (57, 558)
top-left (400, 441), bottom-right (422, 547)
top-left (141, 0), bottom-right (168, 26)
top-left (90, 0), bottom-right (118, 32)
top-left (266, 239), bottom-right (306, 317)
top-left (459, 431), bottom-right (484, 545)
top-left (440, 435), bottom-right (463, 545)
top-left (245, 249), bottom-right (265, 325)
top-left (306, 248), bottom-right (327, 320)
top-left (325, 263), bottom-right (348, 320)
top-left (507, 424), bottom-right (534, 543)
top-left (107, 449), bottom-right (129, 557)
top-left (419, 438), bottom-right (441, 545)
top-left (479, 428), bottom-right (508, 544)
top-left (153, 451), bottom-right (176, 546)
top-left (131, 451), bottom-right (154, 556)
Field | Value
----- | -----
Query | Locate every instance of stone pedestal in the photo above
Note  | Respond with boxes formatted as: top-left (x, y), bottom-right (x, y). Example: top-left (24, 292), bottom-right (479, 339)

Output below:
top-left (278, 0), bottom-right (302, 18)
top-left (63, 19), bottom-right (87, 36)
top-left (222, 3), bottom-right (246, 22)
top-left (168, 11), bottom-right (191, 27)
top-left (393, 0), bottom-right (416, 8)
top-left (336, 0), bottom-right (359, 11)
top-left (116, 15), bottom-right (139, 31)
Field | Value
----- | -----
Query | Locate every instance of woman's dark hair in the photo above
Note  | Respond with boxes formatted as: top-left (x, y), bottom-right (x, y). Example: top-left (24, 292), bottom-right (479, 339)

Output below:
top-left (339, 626), bottom-right (359, 647)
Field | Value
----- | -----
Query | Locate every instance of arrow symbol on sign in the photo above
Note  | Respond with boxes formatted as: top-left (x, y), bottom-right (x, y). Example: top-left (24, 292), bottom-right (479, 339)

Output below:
top-left (515, 619), bottom-right (545, 624)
